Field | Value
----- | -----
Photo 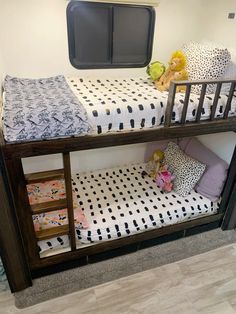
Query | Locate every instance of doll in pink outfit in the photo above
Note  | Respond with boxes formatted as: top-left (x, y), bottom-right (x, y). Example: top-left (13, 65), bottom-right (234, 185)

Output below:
top-left (156, 165), bottom-right (175, 193)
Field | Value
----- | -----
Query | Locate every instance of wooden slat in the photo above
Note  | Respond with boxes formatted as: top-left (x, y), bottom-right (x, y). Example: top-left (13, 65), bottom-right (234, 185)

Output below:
top-left (31, 198), bottom-right (68, 215)
top-left (2, 118), bottom-right (236, 159)
top-left (35, 225), bottom-right (69, 241)
top-left (164, 82), bottom-right (177, 127)
top-left (181, 85), bottom-right (191, 125)
top-left (25, 169), bottom-right (64, 184)
top-left (224, 82), bottom-right (236, 119)
top-left (63, 152), bottom-right (76, 251)
top-left (210, 82), bottom-right (222, 120)
top-left (31, 213), bottom-right (223, 269)
top-left (196, 83), bottom-right (207, 122)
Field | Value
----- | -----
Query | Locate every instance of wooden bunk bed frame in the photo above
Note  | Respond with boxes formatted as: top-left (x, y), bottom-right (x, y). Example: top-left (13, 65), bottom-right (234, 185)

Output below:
top-left (0, 79), bottom-right (236, 292)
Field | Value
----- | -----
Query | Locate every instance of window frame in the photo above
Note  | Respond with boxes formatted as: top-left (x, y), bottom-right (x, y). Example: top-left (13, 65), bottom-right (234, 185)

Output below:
top-left (66, 1), bottom-right (156, 69)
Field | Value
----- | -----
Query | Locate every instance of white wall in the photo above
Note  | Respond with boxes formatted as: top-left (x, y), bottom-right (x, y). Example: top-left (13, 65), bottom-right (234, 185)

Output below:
top-left (199, 0), bottom-right (236, 48)
top-left (0, 0), bottom-right (235, 172)
top-left (0, 52), bottom-right (5, 87)
top-left (195, 0), bottom-right (236, 163)
top-left (153, 0), bottom-right (203, 63)
top-left (0, 0), bottom-right (203, 77)
top-left (0, 0), bottom-right (145, 78)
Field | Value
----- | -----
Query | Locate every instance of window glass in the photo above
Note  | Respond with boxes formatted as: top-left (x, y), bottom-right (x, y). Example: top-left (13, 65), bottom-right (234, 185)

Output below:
top-left (67, 1), bottom-right (155, 69)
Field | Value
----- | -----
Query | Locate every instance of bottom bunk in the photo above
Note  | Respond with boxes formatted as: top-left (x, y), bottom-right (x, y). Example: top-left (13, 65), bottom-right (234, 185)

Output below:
top-left (3, 136), bottom-right (235, 289)
top-left (28, 162), bottom-right (220, 258)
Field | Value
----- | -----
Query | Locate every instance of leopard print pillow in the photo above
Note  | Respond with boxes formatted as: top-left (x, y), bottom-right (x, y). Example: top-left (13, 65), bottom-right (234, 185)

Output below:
top-left (164, 142), bottom-right (206, 197)
top-left (183, 42), bottom-right (231, 94)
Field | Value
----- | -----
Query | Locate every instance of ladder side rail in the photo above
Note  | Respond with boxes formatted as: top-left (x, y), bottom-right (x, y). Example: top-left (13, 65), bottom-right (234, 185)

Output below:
top-left (63, 152), bottom-right (76, 250)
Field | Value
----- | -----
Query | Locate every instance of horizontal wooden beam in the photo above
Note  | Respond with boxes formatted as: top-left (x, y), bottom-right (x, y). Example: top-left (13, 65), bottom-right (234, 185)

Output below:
top-left (2, 118), bottom-right (236, 159)
top-left (31, 198), bottom-right (68, 215)
top-left (31, 213), bottom-right (223, 269)
top-left (25, 169), bottom-right (64, 184)
top-left (172, 78), bottom-right (236, 86)
top-left (35, 225), bottom-right (69, 241)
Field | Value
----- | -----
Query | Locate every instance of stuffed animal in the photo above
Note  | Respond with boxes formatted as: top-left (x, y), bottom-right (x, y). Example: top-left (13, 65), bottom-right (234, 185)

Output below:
top-left (155, 50), bottom-right (188, 92)
top-left (146, 61), bottom-right (166, 81)
top-left (145, 149), bottom-right (165, 178)
top-left (173, 69), bottom-right (189, 92)
top-left (155, 165), bottom-right (175, 193)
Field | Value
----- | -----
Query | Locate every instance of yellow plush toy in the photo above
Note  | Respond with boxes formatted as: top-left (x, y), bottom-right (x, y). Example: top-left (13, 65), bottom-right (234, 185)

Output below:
top-left (155, 50), bottom-right (188, 92)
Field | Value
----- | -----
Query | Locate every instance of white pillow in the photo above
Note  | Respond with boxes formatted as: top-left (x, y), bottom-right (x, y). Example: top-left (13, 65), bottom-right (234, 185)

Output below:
top-left (182, 41), bottom-right (231, 94)
top-left (222, 47), bottom-right (236, 92)
top-left (201, 41), bottom-right (236, 92)
top-left (164, 142), bottom-right (206, 197)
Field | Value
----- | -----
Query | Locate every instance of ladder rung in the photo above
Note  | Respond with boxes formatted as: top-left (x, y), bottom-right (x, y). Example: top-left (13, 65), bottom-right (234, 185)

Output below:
top-left (25, 169), bottom-right (64, 184)
top-left (36, 225), bottom-right (69, 241)
top-left (31, 198), bottom-right (68, 215)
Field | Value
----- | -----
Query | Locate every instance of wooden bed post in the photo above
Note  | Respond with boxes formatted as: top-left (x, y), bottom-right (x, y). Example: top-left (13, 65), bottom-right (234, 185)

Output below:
top-left (221, 145), bottom-right (236, 230)
top-left (222, 185), bottom-right (236, 230)
top-left (63, 152), bottom-right (76, 251)
top-left (4, 157), bottom-right (40, 266)
top-left (0, 151), bottom-right (32, 292)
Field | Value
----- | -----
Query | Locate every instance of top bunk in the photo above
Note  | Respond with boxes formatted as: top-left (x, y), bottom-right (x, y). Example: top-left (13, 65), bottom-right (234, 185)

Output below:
top-left (0, 75), bottom-right (236, 159)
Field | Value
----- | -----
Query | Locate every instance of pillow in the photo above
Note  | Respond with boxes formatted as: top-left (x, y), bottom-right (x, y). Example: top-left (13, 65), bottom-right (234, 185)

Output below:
top-left (201, 41), bottom-right (236, 92)
top-left (182, 42), bottom-right (231, 94)
top-left (178, 137), bottom-right (229, 201)
top-left (223, 47), bottom-right (236, 79)
top-left (164, 142), bottom-right (206, 197)
top-left (222, 47), bottom-right (236, 92)
top-left (27, 179), bottom-right (89, 230)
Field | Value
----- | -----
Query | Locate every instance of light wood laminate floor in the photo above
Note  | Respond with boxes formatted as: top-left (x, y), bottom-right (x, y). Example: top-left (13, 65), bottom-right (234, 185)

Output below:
top-left (1, 243), bottom-right (236, 314)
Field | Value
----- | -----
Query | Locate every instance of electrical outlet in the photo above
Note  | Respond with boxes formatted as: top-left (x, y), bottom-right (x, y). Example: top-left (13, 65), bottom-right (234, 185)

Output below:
top-left (228, 12), bottom-right (235, 19)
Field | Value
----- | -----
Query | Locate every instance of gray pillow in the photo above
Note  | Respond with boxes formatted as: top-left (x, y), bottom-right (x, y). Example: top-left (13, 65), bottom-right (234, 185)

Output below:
top-left (178, 137), bottom-right (228, 201)
top-left (164, 142), bottom-right (206, 197)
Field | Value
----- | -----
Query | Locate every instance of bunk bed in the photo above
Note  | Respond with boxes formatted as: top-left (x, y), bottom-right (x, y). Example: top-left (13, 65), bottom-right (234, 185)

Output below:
top-left (0, 76), bottom-right (236, 293)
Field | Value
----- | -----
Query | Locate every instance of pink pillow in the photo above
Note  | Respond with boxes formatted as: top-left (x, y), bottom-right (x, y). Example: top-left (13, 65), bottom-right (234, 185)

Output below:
top-left (178, 137), bottom-right (229, 201)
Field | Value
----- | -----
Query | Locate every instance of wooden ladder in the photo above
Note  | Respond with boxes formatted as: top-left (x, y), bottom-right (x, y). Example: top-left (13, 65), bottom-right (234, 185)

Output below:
top-left (25, 152), bottom-right (76, 251)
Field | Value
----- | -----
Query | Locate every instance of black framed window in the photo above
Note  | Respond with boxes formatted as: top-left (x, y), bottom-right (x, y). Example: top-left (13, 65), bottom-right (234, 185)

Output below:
top-left (67, 1), bottom-right (155, 69)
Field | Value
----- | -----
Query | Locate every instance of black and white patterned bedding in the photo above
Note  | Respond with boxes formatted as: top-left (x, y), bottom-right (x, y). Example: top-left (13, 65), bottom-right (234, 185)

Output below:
top-left (37, 163), bottom-right (218, 255)
top-left (2, 75), bottom-right (90, 142)
top-left (68, 77), bottom-right (236, 134)
top-left (2, 76), bottom-right (236, 142)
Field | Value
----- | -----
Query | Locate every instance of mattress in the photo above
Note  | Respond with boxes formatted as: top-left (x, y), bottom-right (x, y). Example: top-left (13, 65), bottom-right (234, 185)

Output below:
top-left (2, 76), bottom-right (236, 142)
top-left (36, 163), bottom-right (219, 255)
top-left (68, 77), bottom-right (236, 134)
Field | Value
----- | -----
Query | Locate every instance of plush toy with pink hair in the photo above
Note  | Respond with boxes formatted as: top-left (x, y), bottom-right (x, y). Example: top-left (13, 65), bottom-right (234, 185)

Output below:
top-left (155, 165), bottom-right (175, 193)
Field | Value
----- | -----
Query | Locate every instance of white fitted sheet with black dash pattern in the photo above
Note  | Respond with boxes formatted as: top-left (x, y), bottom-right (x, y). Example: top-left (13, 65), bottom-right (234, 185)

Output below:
top-left (67, 77), bottom-right (236, 134)
top-left (37, 163), bottom-right (219, 255)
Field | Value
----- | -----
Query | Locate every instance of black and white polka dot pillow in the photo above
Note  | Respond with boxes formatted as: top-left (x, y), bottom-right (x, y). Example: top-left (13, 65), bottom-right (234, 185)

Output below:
top-left (183, 42), bottom-right (231, 94)
top-left (164, 142), bottom-right (206, 197)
